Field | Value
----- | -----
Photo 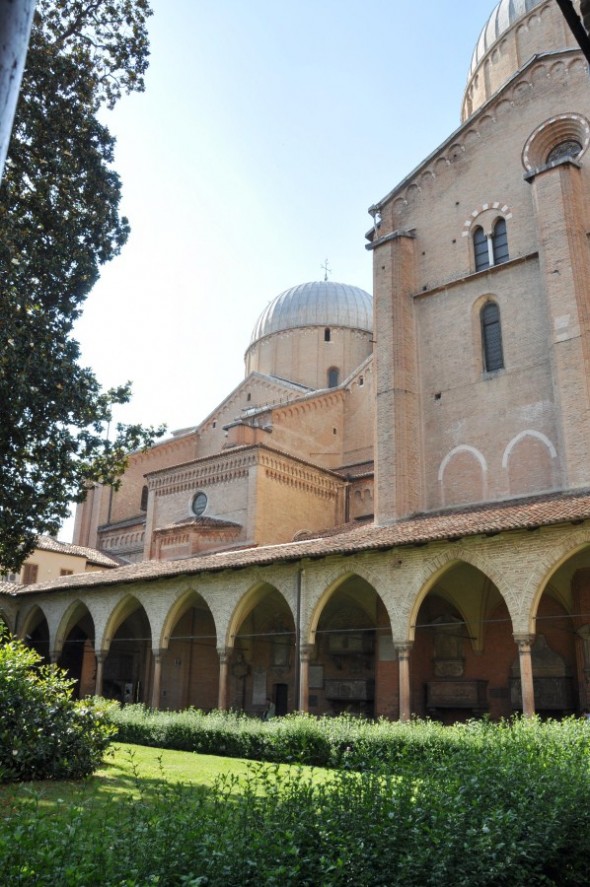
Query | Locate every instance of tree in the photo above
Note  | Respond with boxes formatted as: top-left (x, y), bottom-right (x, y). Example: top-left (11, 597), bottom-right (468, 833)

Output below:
top-left (0, 0), bottom-right (163, 572)
top-left (0, 630), bottom-right (115, 782)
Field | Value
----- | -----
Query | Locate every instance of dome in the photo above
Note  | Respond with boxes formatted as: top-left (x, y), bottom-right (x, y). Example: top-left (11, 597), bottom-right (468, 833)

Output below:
top-left (462, 0), bottom-right (578, 120)
top-left (250, 280), bottom-right (373, 345)
top-left (468, 0), bottom-right (545, 79)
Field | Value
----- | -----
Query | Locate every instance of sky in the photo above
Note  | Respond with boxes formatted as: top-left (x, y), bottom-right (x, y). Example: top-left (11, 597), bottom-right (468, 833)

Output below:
top-left (63, 0), bottom-right (498, 538)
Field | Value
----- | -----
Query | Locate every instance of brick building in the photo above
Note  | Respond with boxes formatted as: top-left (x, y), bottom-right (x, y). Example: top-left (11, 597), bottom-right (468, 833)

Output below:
top-left (3, 0), bottom-right (590, 720)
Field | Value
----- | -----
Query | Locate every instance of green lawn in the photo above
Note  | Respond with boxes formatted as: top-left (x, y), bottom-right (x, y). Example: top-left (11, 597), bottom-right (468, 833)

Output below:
top-left (0, 741), bottom-right (322, 811)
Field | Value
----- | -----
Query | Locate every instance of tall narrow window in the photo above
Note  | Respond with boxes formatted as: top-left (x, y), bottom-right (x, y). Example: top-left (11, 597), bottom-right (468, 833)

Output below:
top-left (324, 327), bottom-right (331, 342)
top-left (140, 485), bottom-right (149, 512)
top-left (473, 226), bottom-right (489, 271)
top-left (328, 367), bottom-right (339, 388)
top-left (492, 218), bottom-right (509, 265)
top-left (481, 301), bottom-right (504, 373)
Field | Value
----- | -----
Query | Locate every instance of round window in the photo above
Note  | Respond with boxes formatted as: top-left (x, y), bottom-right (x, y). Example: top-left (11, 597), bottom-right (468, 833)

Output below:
top-left (191, 491), bottom-right (207, 516)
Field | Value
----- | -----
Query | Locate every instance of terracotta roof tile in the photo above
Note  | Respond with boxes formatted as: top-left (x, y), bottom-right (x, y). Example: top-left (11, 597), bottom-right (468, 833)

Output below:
top-left (35, 536), bottom-right (121, 567)
top-left (17, 489), bottom-right (590, 595)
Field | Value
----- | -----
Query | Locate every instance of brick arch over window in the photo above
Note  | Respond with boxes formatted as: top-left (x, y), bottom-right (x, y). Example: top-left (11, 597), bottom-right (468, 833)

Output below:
top-left (465, 204), bottom-right (511, 272)
top-left (438, 445), bottom-right (487, 507)
top-left (502, 430), bottom-right (558, 497)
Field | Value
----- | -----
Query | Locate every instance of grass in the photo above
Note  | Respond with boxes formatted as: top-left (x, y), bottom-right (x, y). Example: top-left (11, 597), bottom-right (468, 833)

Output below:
top-left (1, 721), bottom-right (589, 885)
top-left (0, 741), bottom-right (311, 810)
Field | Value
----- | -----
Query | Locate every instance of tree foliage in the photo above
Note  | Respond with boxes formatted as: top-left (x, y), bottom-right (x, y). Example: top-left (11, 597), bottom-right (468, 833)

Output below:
top-left (0, 0), bottom-right (163, 572)
top-left (0, 631), bottom-right (116, 782)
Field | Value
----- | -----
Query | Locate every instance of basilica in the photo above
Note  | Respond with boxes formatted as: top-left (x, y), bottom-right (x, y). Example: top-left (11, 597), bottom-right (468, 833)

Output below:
top-left (3, 0), bottom-right (590, 721)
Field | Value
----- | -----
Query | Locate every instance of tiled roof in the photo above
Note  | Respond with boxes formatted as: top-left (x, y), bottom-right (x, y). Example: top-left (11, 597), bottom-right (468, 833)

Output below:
top-left (16, 489), bottom-right (590, 595)
top-left (35, 536), bottom-right (121, 568)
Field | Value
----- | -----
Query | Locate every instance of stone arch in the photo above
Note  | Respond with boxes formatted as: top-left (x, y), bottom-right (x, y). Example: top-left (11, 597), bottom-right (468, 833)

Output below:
top-left (526, 530), bottom-right (590, 635)
top-left (55, 600), bottom-right (95, 655)
top-left (409, 553), bottom-right (518, 721)
top-left (160, 587), bottom-right (218, 650)
top-left (19, 604), bottom-right (51, 662)
top-left (438, 445), bottom-right (487, 507)
top-left (502, 429), bottom-right (558, 496)
top-left (99, 594), bottom-right (153, 704)
top-left (158, 587), bottom-right (219, 712)
top-left (523, 534), bottom-right (590, 716)
top-left (101, 594), bottom-right (153, 651)
top-left (407, 550), bottom-right (513, 644)
top-left (0, 605), bottom-right (14, 634)
top-left (226, 579), bottom-right (295, 648)
top-left (55, 601), bottom-right (96, 698)
top-left (307, 564), bottom-right (385, 643)
top-left (307, 569), bottom-right (392, 718)
top-left (226, 579), bottom-right (296, 716)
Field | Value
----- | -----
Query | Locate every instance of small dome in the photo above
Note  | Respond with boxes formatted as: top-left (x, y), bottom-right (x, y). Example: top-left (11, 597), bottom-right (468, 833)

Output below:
top-left (250, 280), bottom-right (373, 345)
top-left (468, 0), bottom-right (545, 79)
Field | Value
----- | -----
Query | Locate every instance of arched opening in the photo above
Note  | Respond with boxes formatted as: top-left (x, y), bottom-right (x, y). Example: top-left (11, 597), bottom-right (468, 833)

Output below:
top-left (103, 599), bottom-right (152, 704)
top-left (161, 592), bottom-right (218, 711)
top-left (529, 545), bottom-right (590, 717)
top-left (230, 585), bottom-right (295, 716)
top-left (21, 606), bottom-right (50, 663)
top-left (412, 561), bottom-right (514, 722)
top-left (58, 603), bottom-right (96, 698)
top-left (312, 575), bottom-right (391, 718)
top-left (327, 366), bottom-right (340, 388)
top-left (473, 225), bottom-right (489, 271)
top-left (492, 217), bottom-right (509, 264)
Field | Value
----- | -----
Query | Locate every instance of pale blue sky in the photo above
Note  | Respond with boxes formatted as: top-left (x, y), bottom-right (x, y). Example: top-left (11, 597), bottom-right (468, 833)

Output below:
top-left (74, 0), bottom-right (495, 429)
top-left (64, 1), bottom-right (497, 536)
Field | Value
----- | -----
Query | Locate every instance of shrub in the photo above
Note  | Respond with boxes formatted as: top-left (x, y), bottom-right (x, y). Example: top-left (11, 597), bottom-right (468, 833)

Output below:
top-left (0, 632), bottom-right (115, 782)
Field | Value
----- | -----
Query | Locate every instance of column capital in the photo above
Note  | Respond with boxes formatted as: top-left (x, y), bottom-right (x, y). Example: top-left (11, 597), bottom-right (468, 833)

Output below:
top-left (152, 647), bottom-right (167, 661)
top-left (513, 633), bottom-right (535, 651)
top-left (217, 646), bottom-right (232, 665)
top-left (394, 642), bottom-right (413, 660)
top-left (94, 649), bottom-right (108, 664)
top-left (299, 644), bottom-right (314, 663)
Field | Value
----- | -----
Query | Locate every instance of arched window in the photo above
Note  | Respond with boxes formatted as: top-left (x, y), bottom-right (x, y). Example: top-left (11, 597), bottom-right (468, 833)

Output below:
top-left (324, 327), bottom-right (331, 342)
top-left (140, 485), bottom-right (149, 512)
top-left (327, 367), bottom-right (339, 388)
top-left (547, 139), bottom-right (582, 164)
top-left (473, 217), bottom-right (509, 272)
top-left (473, 226), bottom-right (489, 271)
top-left (492, 218), bottom-right (509, 265)
top-left (481, 301), bottom-right (504, 373)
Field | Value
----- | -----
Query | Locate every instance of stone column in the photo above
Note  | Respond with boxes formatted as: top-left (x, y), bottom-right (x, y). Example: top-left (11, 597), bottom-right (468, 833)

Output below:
top-left (49, 649), bottom-right (59, 665)
top-left (515, 634), bottom-right (535, 717)
top-left (94, 650), bottom-right (107, 697)
top-left (217, 648), bottom-right (231, 711)
top-left (298, 645), bottom-right (313, 712)
top-left (151, 649), bottom-right (165, 709)
top-left (395, 643), bottom-right (413, 721)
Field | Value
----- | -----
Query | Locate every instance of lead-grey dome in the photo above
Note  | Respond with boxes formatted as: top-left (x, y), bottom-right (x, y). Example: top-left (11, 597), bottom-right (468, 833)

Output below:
top-left (250, 280), bottom-right (373, 345)
top-left (469, 0), bottom-right (545, 79)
